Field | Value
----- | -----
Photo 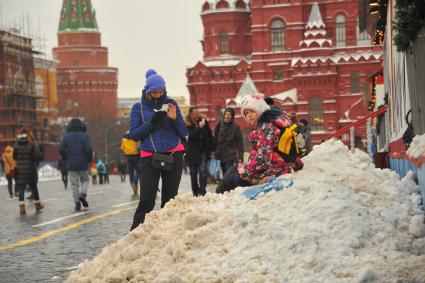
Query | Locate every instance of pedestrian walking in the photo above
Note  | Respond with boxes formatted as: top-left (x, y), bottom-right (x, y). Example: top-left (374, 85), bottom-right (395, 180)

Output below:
top-left (59, 118), bottom-right (93, 211)
top-left (120, 131), bottom-right (140, 194)
top-left (90, 163), bottom-right (98, 185)
top-left (117, 160), bottom-right (127, 183)
top-left (13, 128), bottom-right (44, 215)
top-left (216, 93), bottom-right (294, 193)
top-left (129, 69), bottom-right (187, 231)
top-left (1, 144), bottom-right (16, 198)
top-left (57, 157), bottom-right (68, 189)
top-left (185, 107), bottom-right (213, 197)
top-left (104, 160), bottom-right (110, 184)
top-left (96, 159), bottom-right (107, 185)
top-left (212, 107), bottom-right (244, 176)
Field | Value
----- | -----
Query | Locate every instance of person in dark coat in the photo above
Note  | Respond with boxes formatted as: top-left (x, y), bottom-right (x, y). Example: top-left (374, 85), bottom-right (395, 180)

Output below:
top-left (13, 128), bottom-right (44, 215)
top-left (298, 118), bottom-right (312, 156)
top-left (185, 107), bottom-right (213, 197)
top-left (117, 160), bottom-right (127, 183)
top-left (129, 69), bottom-right (187, 231)
top-left (58, 157), bottom-right (68, 189)
top-left (213, 107), bottom-right (244, 175)
top-left (59, 118), bottom-right (93, 211)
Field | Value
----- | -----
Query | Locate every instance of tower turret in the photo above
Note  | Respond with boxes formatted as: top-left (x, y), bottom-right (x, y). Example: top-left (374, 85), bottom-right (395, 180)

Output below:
top-left (200, 0), bottom-right (252, 59)
top-left (53, 0), bottom-right (118, 119)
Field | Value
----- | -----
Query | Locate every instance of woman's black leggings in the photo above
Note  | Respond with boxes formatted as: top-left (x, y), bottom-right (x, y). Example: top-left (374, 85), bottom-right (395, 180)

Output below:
top-left (130, 152), bottom-right (183, 231)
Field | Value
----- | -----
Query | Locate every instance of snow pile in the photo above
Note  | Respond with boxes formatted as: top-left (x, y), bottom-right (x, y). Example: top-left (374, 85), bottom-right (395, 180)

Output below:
top-left (407, 134), bottom-right (425, 158)
top-left (66, 140), bottom-right (425, 283)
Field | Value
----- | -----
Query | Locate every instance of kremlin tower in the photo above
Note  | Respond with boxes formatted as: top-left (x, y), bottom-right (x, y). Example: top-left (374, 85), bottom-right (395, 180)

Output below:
top-left (53, 0), bottom-right (118, 119)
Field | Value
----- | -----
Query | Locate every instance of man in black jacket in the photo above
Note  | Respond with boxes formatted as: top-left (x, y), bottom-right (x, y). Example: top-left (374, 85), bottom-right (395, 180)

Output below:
top-left (185, 107), bottom-right (213, 196)
top-left (59, 119), bottom-right (93, 211)
top-left (213, 108), bottom-right (244, 175)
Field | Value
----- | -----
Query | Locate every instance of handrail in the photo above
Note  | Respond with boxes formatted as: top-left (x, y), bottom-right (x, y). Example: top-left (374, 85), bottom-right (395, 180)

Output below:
top-left (326, 106), bottom-right (387, 139)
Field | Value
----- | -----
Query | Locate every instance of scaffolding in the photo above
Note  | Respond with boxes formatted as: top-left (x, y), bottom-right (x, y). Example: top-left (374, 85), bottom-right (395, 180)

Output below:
top-left (0, 14), bottom-right (57, 147)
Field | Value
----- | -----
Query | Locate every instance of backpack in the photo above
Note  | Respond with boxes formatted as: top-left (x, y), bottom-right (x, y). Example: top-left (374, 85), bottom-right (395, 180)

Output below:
top-left (275, 123), bottom-right (300, 163)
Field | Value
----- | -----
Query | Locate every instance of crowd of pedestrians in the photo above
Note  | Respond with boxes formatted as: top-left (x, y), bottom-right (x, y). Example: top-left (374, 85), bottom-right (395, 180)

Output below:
top-left (0, 68), bottom-right (313, 228)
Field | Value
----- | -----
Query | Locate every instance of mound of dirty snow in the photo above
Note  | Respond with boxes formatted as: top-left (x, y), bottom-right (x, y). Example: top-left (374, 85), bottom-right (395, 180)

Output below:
top-left (66, 140), bottom-right (425, 283)
top-left (407, 134), bottom-right (425, 158)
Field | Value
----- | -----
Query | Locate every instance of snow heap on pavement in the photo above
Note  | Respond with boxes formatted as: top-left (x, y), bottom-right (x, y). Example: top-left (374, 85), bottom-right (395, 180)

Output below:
top-left (407, 134), bottom-right (425, 158)
top-left (66, 140), bottom-right (425, 283)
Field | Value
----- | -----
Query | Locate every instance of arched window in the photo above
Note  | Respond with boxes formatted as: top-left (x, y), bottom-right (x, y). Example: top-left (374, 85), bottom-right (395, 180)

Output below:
top-left (351, 73), bottom-right (360, 93)
top-left (357, 17), bottom-right (370, 46)
top-left (220, 32), bottom-right (228, 54)
top-left (270, 20), bottom-right (284, 51)
top-left (309, 98), bottom-right (324, 131)
top-left (336, 15), bottom-right (346, 47)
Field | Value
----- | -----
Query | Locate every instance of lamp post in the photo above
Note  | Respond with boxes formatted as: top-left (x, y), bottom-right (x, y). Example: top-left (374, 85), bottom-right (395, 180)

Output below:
top-left (104, 120), bottom-right (121, 161)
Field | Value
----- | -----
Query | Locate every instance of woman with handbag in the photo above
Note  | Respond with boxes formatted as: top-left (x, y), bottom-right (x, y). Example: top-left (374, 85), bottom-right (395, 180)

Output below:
top-left (13, 128), bottom-right (44, 215)
top-left (129, 69), bottom-right (188, 231)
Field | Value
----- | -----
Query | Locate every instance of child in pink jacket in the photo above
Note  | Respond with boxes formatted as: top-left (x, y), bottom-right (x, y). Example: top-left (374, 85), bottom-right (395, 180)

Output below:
top-left (216, 93), bottom-right (294, 193)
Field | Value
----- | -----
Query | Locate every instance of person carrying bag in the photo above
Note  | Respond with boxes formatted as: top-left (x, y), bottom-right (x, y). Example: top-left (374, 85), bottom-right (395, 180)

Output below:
top-left (1, 144), bottom-right (16, 198)
top-left (128, 69), bottom-right (188, 231)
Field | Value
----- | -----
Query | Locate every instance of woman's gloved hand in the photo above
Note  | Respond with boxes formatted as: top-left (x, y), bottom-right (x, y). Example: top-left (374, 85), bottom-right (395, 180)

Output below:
top-left (150, 111), bottom-right (167, 127)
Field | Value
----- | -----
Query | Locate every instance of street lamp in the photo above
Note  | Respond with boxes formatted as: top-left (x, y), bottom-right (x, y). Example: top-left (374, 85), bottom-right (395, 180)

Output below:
top-left (104, 120), bottom-right (121, 161)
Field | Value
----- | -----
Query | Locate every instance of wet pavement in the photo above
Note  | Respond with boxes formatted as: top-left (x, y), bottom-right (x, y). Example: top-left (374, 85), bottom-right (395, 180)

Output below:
top-left (0, 173), bottom-right (208, 282)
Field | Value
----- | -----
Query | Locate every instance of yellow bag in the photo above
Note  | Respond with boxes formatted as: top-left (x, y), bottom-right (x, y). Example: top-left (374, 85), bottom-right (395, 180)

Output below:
top-left (120, 137), bottom-right (139, 155)
top-left (276, 124), bottom-right (299, 162)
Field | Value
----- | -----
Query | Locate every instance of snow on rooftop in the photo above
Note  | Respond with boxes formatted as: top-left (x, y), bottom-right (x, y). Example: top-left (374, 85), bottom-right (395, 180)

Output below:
top-left (66, 140), bottom-right (425, 283)
top-left (231, 74), bottom-right (258, 106)
top-left (306, 3), bottom-right (326, 30)
top-left (271, 88), bottom-right (297, 103)
top-left (304, 29), bottom-right (327, 37)
top-left (291, 52), bottom-right (383, 66)
top-left (407, 134), bottom-right (425, 158)
top-left (202, 59), bottom-right (241, 67)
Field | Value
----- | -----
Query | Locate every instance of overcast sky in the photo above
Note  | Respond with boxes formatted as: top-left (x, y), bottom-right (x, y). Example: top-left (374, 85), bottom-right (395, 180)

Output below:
top-left (0, 0), bottom-right (204, 101)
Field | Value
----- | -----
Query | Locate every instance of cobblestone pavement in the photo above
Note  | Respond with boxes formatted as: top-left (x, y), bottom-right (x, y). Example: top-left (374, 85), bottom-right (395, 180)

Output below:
top-left (0, 173), bottom-right (215, 282)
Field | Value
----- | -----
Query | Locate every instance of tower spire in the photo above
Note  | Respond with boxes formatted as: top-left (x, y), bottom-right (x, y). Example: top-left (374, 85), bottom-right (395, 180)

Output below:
top-left (306, 3), bottom-right (325, 29)
top-left (58, 0), bottom-right (98, 33)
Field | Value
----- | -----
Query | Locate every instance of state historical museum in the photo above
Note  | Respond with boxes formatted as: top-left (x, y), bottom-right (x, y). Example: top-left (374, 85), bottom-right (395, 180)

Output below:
top-left (187, 0), bottom-right (382, 143)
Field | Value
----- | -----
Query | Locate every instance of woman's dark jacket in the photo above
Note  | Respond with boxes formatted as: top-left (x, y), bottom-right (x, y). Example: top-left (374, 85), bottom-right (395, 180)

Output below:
top-left (185, 119), bottom-right (213, 166)
top-left (213, 121), bottom-right (244, 164)
top-left (13, 138), bottom-right (43, 185)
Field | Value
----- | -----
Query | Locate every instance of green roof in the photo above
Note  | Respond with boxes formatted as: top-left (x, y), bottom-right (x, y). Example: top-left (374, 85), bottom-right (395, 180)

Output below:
top-left (58, 0), bottom-right (98, 33)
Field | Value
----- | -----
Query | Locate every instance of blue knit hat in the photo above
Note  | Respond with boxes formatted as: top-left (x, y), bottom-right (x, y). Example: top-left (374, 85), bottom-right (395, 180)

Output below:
top-left (145, 69), bottom-right (157, 78)
top-left (145, 69), bottom-right (166, 94)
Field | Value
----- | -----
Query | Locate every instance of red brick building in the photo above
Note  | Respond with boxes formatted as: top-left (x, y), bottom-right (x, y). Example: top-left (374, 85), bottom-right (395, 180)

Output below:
top-left (53, 0), bottom-right (118, 119)
top-left (187, 0), bottom-right (382, 143)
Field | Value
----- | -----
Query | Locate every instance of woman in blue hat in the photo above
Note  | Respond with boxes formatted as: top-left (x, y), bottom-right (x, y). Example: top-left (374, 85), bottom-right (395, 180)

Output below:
top-left (129, 69), bottom-right (188, 231)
